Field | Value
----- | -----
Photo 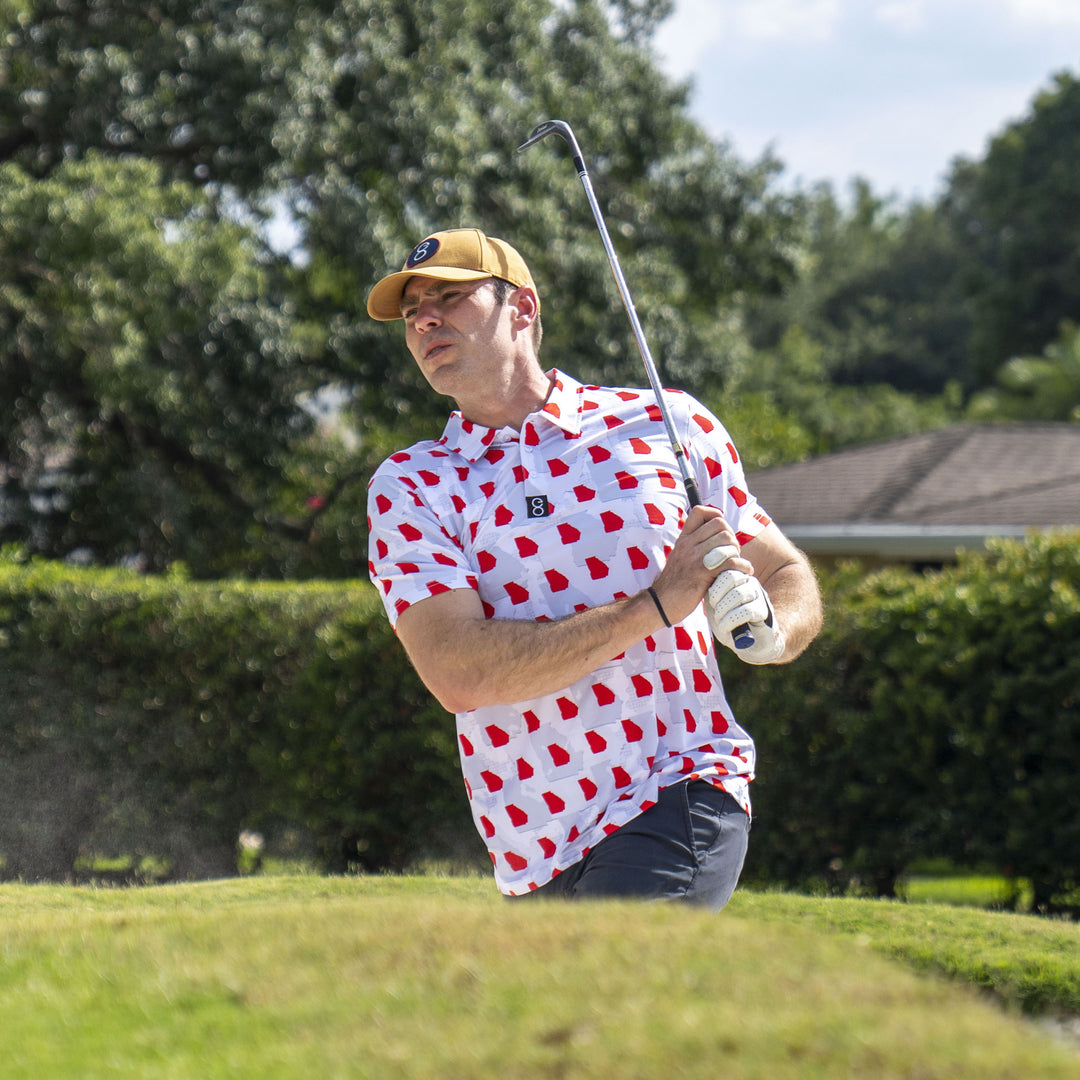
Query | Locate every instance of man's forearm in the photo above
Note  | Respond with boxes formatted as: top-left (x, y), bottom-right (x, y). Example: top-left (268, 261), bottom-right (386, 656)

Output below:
top-left (761, 557), bottom-right (823, 663)
top-left (394, 506), bottom-right (745, 711)
top-left (397, 587), bottom-right (666, 713)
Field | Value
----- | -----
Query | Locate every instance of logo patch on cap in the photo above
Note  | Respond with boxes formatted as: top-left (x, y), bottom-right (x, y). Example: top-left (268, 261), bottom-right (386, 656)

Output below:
top-left (406, 237), bottom-right (440, 268)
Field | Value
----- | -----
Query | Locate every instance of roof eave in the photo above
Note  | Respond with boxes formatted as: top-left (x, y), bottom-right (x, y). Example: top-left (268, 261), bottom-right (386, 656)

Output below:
top-left (785, 523), bottom-right (1039, 560)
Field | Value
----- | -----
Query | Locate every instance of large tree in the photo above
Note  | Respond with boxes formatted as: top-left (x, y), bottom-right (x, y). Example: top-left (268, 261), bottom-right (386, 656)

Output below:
top-left (274, 0), bottom-right (798, 426)
top-left (0, 0), bottom-right (320, 573)
top-left (0, 0), bottom-right (802, 575)
top-left (0, 155), bottom-right (315, 574)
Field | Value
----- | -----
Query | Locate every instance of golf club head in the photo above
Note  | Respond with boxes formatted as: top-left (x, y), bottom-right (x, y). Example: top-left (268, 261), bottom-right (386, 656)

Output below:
top-left (516, 119), bottom-right (581, 158)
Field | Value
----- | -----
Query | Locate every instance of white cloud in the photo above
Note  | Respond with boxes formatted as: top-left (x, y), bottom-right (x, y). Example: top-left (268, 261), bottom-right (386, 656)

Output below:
top-left (998, 0), bottom-right (1080, 29)
top-left (873, 0), bottom-right (927, 33)
top-left (652, 0), bottom-right (727, 75)
top-left (653, 0), bottom-right (844, 76)
top-left (732, 0), bottom-right (843, 42)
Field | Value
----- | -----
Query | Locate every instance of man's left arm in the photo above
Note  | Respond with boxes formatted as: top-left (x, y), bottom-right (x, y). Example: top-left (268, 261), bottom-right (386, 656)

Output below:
top-left (710, 522), bottom-right (823, 664)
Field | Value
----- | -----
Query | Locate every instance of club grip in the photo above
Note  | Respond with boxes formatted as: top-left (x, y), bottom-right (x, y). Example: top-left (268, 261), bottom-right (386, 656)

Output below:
top-left (685, 475), bottom-right (754, 647)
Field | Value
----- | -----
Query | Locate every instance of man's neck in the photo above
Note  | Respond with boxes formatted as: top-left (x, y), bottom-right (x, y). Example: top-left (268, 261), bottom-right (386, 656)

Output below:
top-left (456, 364), bottom-right (555, 431)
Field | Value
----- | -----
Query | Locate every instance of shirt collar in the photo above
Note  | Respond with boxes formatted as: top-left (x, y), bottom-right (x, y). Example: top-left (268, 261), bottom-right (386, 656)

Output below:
top-left (437, 369), bottom-right (584, 462)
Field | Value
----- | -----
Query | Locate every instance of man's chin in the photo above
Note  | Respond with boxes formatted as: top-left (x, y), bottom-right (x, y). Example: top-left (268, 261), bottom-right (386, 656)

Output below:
top-left (422, 362), bottom-right (465, 398)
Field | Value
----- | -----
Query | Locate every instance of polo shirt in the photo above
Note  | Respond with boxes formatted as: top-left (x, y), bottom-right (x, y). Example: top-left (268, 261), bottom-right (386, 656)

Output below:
top-left (367, 369), bottom-right (772, 894)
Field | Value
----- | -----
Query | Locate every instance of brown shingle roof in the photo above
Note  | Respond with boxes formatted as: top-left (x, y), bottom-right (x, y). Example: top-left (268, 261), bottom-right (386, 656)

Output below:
top-left (746, 423), bottom-right (1080, 527)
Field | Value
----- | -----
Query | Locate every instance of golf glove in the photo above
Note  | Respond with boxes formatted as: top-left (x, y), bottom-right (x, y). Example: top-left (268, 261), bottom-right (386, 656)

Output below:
top-left (703, 543), bottom-right (740, 571)
top-left (706, 570), bottom-right (786, 665)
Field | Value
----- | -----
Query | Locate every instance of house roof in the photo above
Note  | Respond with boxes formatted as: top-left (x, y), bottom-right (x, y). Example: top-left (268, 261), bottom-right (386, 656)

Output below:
top-left (745, 423), bottom-right (1080, 560)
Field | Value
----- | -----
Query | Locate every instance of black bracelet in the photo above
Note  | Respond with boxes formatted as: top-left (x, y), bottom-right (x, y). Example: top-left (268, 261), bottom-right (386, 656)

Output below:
top-left (647, 587), bottom-right (671, 628)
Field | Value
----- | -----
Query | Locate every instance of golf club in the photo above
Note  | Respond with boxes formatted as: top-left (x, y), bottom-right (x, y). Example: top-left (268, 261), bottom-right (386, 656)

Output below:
top-left (517, 119), bottom-right (754, 650)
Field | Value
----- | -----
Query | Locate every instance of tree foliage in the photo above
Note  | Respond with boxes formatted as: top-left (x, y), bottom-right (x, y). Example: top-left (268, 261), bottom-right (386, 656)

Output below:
top-left (743, 180), bottom-right (974, 396)
top-left (0, 0), bottom-right (801, 574)
top-left (0, 1), bottom-right (1078, 574)
top-left (0, 0), bottom-right (294, 190)
top-left (714, 326), bottom-right (962, 472)
top-left (943, 71), bottom-right (1080, 385)
top-left (967, 322), bottom-right (1080, 423)
top-left (0, 154), bottom-right (317, 574)
top-left (273, 0), bottom-right (799, 427)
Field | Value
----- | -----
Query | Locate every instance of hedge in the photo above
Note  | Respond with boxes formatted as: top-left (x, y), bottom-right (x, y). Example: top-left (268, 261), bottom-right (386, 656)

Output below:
top-left (725, 532), bottom-right (1080, 912)
top-left (2, 535), bottom-right (1078, 907)
top-left (0, 554), bottom-right (475, 881)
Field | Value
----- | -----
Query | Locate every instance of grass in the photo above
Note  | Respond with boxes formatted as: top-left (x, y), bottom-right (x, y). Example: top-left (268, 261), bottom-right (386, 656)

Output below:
top-left (900, 872), bottom-right (1034, 911)
top-left (0, 875), bottom-right (1077, 1078)
top-left (732, 890), bottom-right (1080, 1016)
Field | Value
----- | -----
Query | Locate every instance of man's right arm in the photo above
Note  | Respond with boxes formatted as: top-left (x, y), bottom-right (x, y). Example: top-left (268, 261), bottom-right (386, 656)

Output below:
top-left (394, 505), bottom-right (743, 713)
top-left (395, 586), bottom-right (660, 714)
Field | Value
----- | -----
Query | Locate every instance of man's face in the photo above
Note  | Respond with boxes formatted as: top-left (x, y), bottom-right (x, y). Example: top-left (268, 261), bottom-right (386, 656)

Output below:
top-left (400, 276), bottom-right (513, 399)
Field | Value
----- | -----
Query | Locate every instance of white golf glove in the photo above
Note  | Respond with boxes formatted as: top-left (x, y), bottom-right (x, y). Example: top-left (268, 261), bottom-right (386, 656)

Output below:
top-left (703, 543), bottom-right (740, 572)
top-left (706, 570), bottom-right (786, 665)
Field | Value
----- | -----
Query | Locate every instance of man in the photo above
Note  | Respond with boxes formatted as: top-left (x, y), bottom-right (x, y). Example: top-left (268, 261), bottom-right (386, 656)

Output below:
top-left (366, 227), bottom-right (822, 908)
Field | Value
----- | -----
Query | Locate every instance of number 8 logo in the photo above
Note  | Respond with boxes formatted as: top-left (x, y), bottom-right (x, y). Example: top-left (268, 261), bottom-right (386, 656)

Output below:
top-left (407, 237), bottom-right (440, 267)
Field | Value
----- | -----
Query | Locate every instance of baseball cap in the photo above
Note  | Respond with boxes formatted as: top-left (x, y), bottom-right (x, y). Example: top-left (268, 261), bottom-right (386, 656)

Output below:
top-left (366, 228), bottom-right (538, 321)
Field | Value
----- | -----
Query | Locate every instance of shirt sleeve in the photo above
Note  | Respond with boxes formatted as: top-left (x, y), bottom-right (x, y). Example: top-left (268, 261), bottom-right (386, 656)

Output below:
top-left (367, 461), bottom-right (478, 629)
top-left (679, 396), bottom-right (772, 545)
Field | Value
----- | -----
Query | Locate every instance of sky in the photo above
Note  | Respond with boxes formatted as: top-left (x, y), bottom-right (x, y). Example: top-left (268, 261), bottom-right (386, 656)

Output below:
top-left (652, 0), bottom-right (1080, 203)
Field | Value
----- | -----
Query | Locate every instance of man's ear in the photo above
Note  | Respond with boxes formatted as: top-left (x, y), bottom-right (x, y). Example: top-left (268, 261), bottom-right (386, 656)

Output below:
top-left (509, 286), bottom-right (538, 331)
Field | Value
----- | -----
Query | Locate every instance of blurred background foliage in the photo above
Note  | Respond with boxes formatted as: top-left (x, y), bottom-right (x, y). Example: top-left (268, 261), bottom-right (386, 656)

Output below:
top-left (0, 0), bottom-right (1078, 577)
top-left (3, 535), bottom-right (1078, 910)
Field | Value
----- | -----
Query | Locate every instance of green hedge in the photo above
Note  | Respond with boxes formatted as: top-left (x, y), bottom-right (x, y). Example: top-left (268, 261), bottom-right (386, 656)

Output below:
top-left (2, 536), bottom-right (1078, 904)
top-left (725, 532), bottom-right (1080, 912)
top-left (0, 555), bottom-right (475, 881)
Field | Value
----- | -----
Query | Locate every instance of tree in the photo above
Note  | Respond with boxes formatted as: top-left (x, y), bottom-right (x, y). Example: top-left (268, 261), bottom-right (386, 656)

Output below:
top-left (262, 0), bottom-right (805, 569)
top-left (943, 71), bottom-right (1080, 385)
top-left (745, 180), bottom-right (973, 395)
top-left (276, 0), bottom-right (799, 423)
top-left (0, 155), bottom-right (317, 574)
top-left (0, 0), bottom-right (295, 191)
top-left (0, 0), bottom-right (807, 574)
top-left (967, 322), bottom-right (1080, 422)
top-left (713, 326), bottom-right (961, 471)
top-left (0, 0), bottom-right (335, 573)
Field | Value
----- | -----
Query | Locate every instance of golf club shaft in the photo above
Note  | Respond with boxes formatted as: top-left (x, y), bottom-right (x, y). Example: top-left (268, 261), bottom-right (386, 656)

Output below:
top-left (517, 119), bottom-right (755, 650)
top-left (518, 121), bottom-right (700, 508)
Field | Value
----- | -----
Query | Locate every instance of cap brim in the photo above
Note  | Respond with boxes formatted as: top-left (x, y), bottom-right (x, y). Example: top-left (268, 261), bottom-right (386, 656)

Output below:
top-left (366, 266), bottom-right (493, 321)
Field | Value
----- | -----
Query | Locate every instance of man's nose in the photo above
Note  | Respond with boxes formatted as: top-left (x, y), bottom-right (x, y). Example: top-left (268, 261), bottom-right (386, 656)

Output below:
top-left (413, 297), bottom-right (443, 331)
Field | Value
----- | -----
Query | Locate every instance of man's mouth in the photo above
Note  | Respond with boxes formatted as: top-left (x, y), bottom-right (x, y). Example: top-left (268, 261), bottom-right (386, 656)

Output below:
top-left (423, 342), bottom-right (453, 363)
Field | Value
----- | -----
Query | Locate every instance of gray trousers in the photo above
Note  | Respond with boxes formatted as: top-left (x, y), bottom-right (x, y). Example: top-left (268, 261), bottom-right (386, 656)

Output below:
top-left (511, 779), bottom-right (750, 911)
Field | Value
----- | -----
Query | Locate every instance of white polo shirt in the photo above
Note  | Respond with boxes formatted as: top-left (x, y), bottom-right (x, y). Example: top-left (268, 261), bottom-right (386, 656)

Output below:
top-left (367, 370), bottom-right (772, 895)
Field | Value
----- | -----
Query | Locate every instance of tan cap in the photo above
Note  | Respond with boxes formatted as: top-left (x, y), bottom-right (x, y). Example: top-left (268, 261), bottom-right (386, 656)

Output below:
top-left (366, 228), bottom-right (538, 321)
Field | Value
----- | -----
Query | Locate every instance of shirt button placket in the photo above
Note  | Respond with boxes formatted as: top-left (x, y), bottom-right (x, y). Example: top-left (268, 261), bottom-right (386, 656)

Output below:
top-left (519, 420), bottom-right (552, 521)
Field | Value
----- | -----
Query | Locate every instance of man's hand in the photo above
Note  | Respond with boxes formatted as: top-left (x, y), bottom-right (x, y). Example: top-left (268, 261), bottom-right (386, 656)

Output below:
top-left (706, 569), bottom-right (786, 665)
top-left (649, 506), bottom-right (752, 626)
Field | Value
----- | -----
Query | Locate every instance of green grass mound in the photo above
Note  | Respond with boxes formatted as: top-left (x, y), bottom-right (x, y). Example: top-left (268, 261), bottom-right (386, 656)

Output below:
top-left (0, 876), bottom-right (1077, 1078)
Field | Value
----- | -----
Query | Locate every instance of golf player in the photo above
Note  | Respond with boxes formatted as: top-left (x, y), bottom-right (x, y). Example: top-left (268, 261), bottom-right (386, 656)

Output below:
top-left (366, 228), bottom-right (822, 907)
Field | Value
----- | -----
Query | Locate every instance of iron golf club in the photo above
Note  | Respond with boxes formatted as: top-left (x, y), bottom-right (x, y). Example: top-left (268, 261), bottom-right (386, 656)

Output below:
top-left (517, 119), bottom-right (755, 649)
